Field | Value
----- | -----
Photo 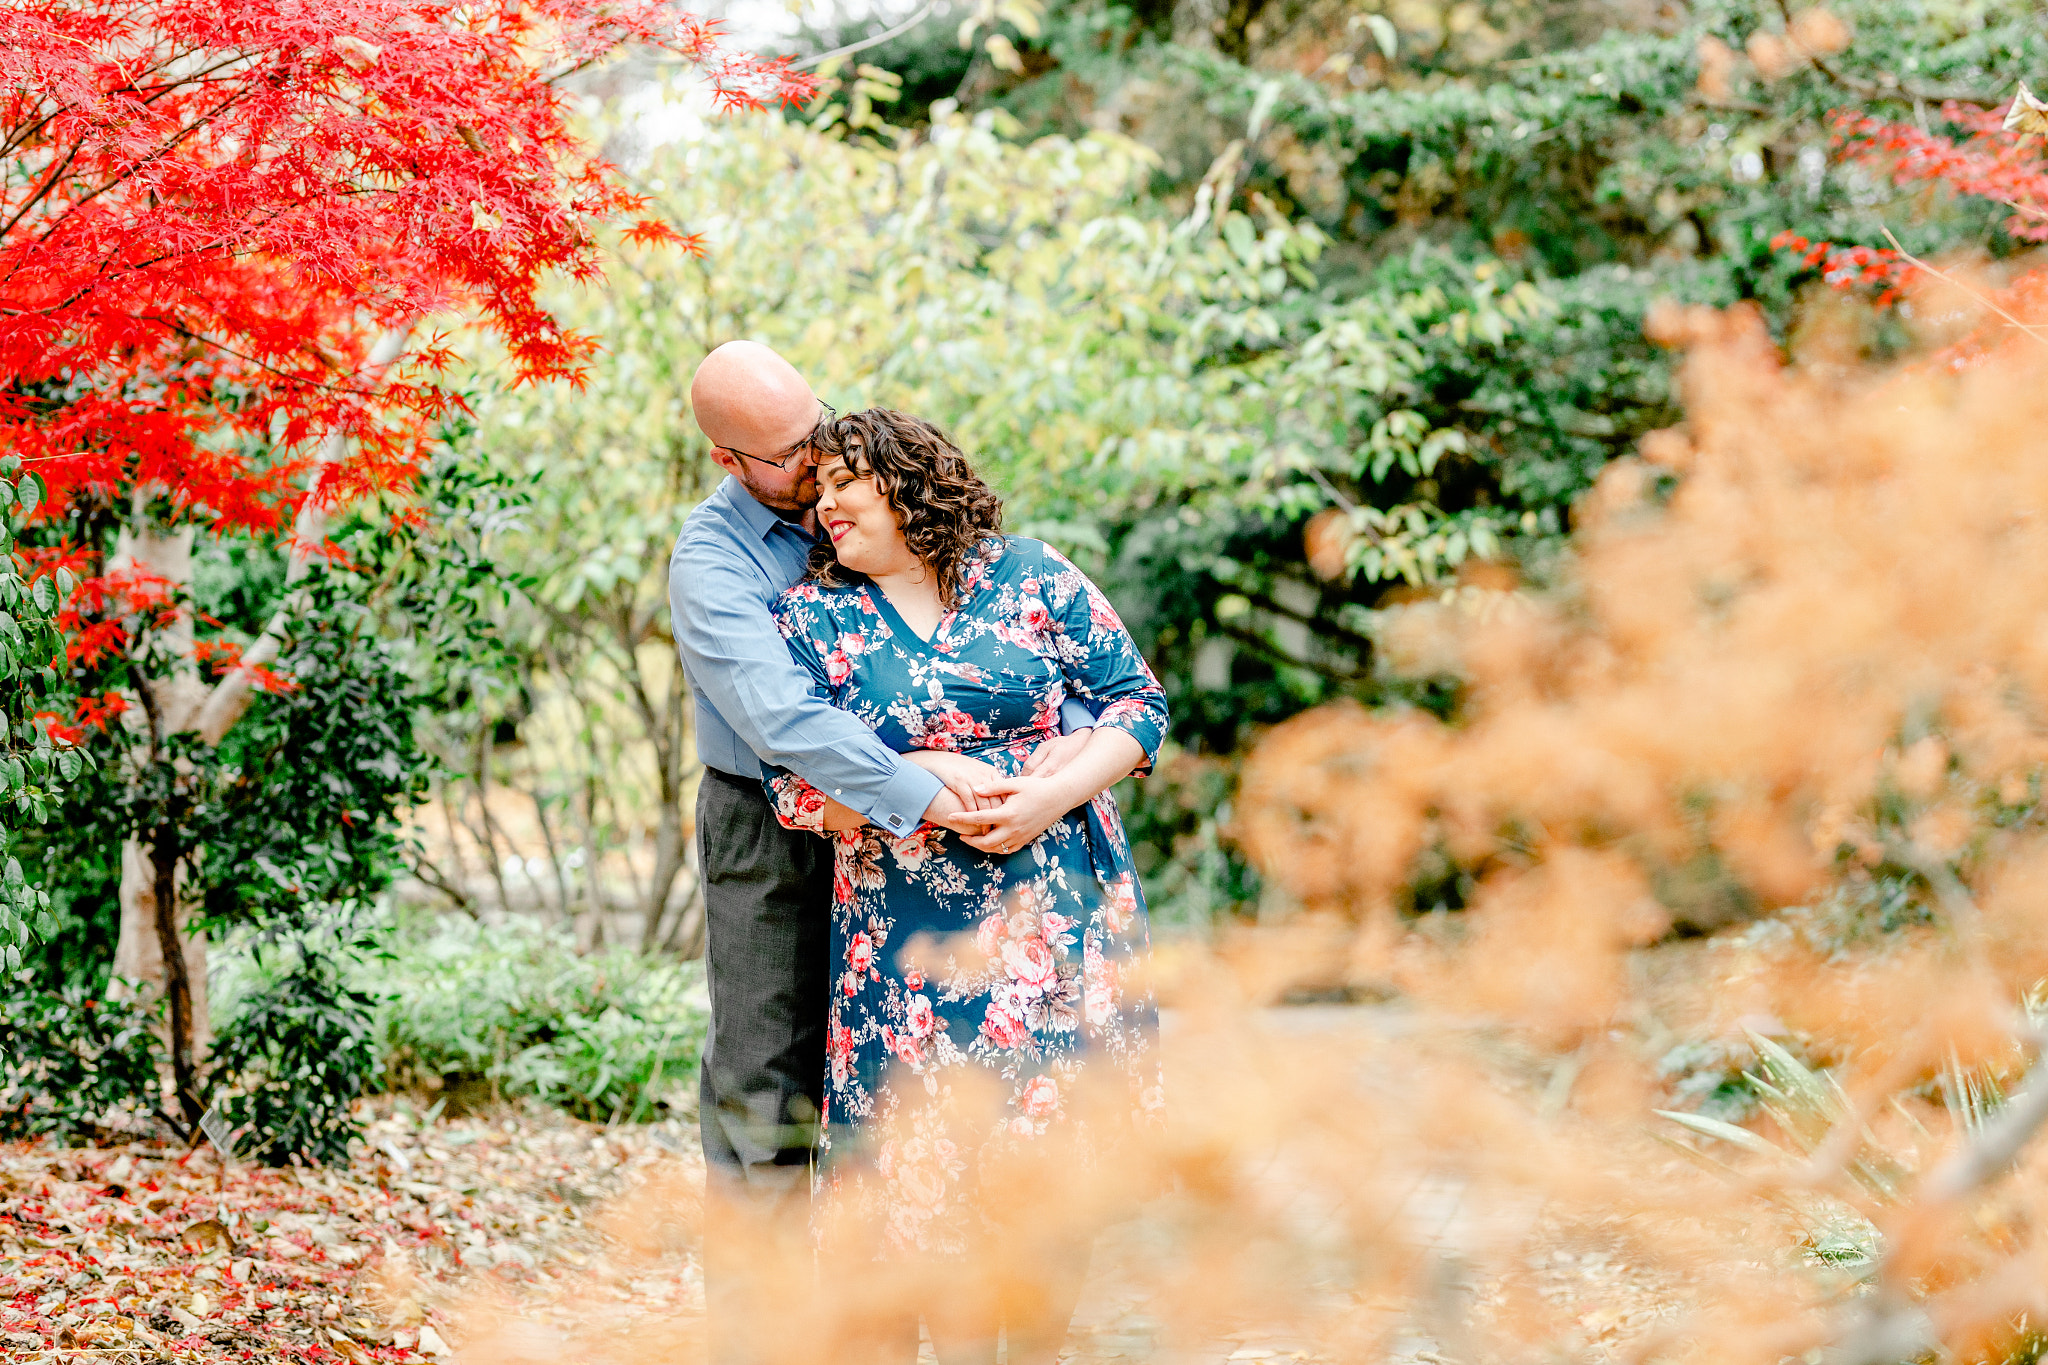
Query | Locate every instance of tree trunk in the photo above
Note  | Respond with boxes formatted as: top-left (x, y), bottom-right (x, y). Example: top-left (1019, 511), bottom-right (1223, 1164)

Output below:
top-left (624, 620), bottom-right (699, 953)
top-left (431, 772), bottom-right (479, 916)
top-left (148, 826), bottom-right (203, 1127)
top-left (529, 781), bottom-right (571, 920)
top-left (110, 838), bottom-right (210, 1081)
top-left (107, 521), bottom-right (209, 1084)
top-left (641, 792), bottom-right (688, 952)
top-left (663, 829), bottom-right (706, 959)
top-left (471, 728), bottom-right (512, 911)
top-left (575, 772), bottom-right (608, 952)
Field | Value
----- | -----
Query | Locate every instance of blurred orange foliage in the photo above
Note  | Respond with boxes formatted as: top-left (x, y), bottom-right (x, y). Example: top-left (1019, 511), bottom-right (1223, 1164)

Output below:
top-left (440, 305), bottom-right (2048, 1363)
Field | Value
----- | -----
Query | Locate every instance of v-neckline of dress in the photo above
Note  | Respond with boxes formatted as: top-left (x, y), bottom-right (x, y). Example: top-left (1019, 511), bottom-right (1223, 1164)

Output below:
top-left (867, 584), bottom-right (952, 651)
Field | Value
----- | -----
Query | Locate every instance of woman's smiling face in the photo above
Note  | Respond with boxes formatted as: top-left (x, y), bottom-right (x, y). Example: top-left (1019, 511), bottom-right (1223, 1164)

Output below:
top-left (816, 447), bottom-right (920, 578)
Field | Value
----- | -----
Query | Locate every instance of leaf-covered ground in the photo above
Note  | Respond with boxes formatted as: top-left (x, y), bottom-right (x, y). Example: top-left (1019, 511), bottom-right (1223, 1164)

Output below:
top-left (0, 1104), bottom-right (705, 1363)
top-left (1, 1019), bottom-right (1684, 1364)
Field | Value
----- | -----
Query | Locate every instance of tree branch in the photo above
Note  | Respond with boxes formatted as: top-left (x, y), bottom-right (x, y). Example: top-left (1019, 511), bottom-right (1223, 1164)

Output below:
top-left (404, 845), bottom-right (474, 914)
top-left (790, 2), bottom-right (938, 71)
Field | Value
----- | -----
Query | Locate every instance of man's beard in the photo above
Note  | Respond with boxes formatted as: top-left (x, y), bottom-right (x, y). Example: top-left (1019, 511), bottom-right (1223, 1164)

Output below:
top-left (738, 467), bottom-right (818, 512)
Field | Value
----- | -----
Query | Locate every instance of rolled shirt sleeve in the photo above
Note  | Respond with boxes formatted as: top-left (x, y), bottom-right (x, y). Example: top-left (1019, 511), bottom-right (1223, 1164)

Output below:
top-left (669, 532), bottom-right (941, 836)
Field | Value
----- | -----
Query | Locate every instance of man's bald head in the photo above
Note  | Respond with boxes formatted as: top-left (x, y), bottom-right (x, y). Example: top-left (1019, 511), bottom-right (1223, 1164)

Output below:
top-left (690, 341), bottom-right (824, 512)
top-left (691, 340), bottom-right (818, 456)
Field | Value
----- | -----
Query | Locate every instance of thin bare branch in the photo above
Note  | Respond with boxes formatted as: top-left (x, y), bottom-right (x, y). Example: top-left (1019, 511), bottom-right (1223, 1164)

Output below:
top-left (1882, 227), bottom-right (2048, 348)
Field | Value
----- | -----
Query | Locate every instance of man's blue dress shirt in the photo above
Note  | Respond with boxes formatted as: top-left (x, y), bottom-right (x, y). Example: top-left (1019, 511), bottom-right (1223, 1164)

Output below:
top-left (669, 476), bottom-right (940, 835)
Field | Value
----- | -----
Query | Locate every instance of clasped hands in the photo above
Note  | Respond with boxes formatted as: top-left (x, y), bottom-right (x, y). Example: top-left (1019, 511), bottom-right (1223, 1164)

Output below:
top-left (812, 731), bottom-right (1098, 854)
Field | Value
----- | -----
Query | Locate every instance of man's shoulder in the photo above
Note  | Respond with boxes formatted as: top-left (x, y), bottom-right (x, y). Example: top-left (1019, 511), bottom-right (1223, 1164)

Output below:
top-left (668, 497), bottom-right (782, 627)
top-left (671, 489), bottom-right (754, 567)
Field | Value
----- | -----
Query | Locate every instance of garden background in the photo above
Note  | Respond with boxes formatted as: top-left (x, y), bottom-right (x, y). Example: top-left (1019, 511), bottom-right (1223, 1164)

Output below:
top-left (11, 0), bottom-right (2048, 1359)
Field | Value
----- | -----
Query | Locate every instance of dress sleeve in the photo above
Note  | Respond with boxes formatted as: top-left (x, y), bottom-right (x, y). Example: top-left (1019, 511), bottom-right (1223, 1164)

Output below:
top-left (1035, 543), bottom-right (1170, 774)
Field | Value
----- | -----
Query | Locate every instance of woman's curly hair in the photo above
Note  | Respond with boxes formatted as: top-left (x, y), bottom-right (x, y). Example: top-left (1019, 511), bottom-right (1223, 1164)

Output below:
top-left (807, 409), bottom-right (1003, 607)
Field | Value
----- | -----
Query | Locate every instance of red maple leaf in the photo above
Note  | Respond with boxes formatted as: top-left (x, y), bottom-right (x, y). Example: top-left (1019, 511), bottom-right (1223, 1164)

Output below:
top-left (622, 217), bottom-right (697, 251)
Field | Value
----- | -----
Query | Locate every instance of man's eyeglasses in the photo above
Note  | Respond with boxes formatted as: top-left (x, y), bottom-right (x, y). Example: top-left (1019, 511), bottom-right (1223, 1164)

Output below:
top-left (722, 401), bottom-right (838, 470)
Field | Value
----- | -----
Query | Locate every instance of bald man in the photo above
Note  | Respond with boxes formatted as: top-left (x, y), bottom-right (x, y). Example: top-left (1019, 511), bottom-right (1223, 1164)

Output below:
top-left (668, 342), bottom-right (1093, 1362)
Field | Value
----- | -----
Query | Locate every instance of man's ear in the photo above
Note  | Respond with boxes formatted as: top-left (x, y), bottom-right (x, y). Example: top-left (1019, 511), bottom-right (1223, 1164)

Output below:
top-left (707, 447), bottom-right (743, 478)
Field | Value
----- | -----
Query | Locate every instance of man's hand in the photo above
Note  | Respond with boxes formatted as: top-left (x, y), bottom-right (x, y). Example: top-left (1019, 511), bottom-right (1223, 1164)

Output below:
top-left (818, 794), bottom-right (865, 832)
top-left (922, 784), bottom-right (996, 837)
top-left (1022, 727), bottom-right (1093, 779)
top-left (905, 749), bottom-right (1005, 810)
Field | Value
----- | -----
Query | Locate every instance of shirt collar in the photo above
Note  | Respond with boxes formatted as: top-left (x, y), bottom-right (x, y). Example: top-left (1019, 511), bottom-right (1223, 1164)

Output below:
top-left (714, 474), bottom-right (809, 542)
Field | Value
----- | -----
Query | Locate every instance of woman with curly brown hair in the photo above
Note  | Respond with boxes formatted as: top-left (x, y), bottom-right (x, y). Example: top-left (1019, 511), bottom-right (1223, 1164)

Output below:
top-left (760, 409), bottom-right (1168, 1364)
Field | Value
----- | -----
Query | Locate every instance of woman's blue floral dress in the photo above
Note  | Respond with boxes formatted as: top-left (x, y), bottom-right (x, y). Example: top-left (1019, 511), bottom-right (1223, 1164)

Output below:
top-left (764, 535), bottom-right (1168, 1258)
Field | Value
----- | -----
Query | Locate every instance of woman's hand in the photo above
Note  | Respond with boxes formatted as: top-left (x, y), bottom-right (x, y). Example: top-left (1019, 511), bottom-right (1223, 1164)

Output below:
top-left (954, 772), bottom-right (1084, 854)
top-left (1021, 726), bottom-right (1092, 778)
top-left (905, 749), bottom-right (1005, 810)
top-left (817, 793), bottom-right (866, 832)
top-left (958, 728), bottom-right (1148, 855)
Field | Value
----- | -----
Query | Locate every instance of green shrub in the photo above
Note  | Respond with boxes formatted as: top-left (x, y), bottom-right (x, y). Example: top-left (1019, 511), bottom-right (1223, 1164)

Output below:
top-left (374, 915), bottom-right (707, 1123)
top-left (0, 979), bottom-right (166, 1141)
top-left (1116, 746), bottom-right (1261, 930)
top-left (207, 911), bottom-right (385, 1166)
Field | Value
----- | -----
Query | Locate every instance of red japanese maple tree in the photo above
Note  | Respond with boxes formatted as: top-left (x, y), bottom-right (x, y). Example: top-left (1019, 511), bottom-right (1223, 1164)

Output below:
top-left (0, 0), bottom-right (810, 1122)
top-left (3, 0), bottom-right (805, 512)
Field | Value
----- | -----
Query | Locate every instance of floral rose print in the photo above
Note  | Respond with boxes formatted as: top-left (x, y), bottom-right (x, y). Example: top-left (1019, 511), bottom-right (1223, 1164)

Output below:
top-left (1019, 1074), bottom-right (1061, 1119)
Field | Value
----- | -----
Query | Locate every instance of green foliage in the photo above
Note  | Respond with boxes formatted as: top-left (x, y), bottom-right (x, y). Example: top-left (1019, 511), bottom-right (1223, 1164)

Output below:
top-left (857, 0), bottom-right (2038, 740)
top-left (26, 539), bottom-right (433, 987)
top-left (0, 979), bottom-right (165, 1141)
top-left (206, 909), bottom-right (385, 1166)
top-left (0, 456), bottom-right (89, 969)
top-left (1655, 1036), bottom-right (1759, 1124)
top-left (424, 330), bottom-right (704, 941)
top-left (187, 571), bottom-right (433, 926)
top-left (13, 432), bottom-right (532, 1161)
top-left (174, 447), bottom-right (540, 1162)
top-left (1650, 1016), bottom-right (2048, 1279)
top-left (374, 915), bottom-right (706, 1123)
top-left (25, 434), bottom-right (514, 951)
top-left (500, 102), bottom-right (1553, 752)
top-left (1114, 746), bottom-right (1261, 926)
top-left (363, 432), bottom-right (535, 725)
